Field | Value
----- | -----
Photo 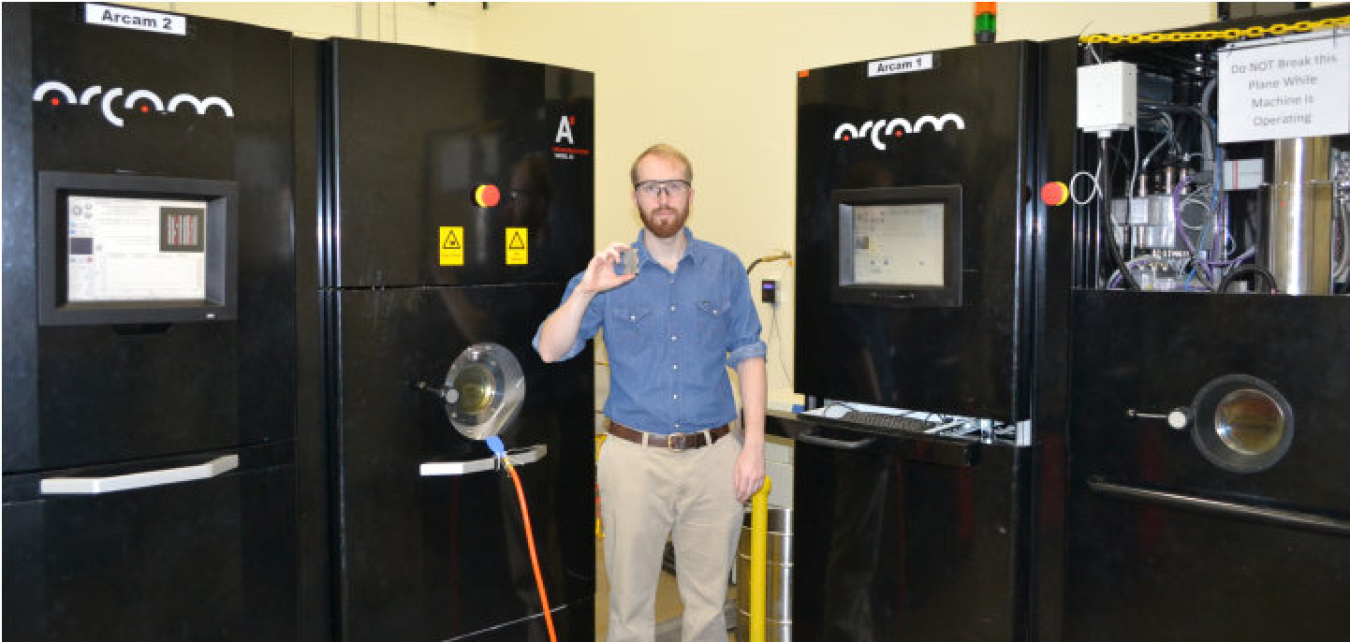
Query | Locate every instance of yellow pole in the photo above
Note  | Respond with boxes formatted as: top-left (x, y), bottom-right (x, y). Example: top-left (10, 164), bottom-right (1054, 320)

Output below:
top-left (749, 477), bottom-right (772, 642)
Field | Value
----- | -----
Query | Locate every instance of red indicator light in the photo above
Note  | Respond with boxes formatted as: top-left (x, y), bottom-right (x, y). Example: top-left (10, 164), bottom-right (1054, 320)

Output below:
top-left (894, 130), bottom-right (904, 138)
top-left (1041, 181), bottom-right (1069, 206)
top-left (140, 105), bottom-right (149, 113)
top-left (842, 135), bottom-right (851, 141)
top-left (474, 184), bottom-right (501, 208)
top-left (50, 97), bottom-right (60, 106)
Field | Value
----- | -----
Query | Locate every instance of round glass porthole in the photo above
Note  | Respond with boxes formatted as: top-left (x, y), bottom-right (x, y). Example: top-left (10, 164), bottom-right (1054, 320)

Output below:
top-left (1191, 374), bottom-right (1294, 473)
top-left (442, 343), bottom-right (525, 441)
top-left (1214, 389), bottom-right (1287, 456)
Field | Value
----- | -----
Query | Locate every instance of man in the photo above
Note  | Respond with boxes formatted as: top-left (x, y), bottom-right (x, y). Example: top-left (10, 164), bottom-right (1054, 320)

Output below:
top-left (535, 143), bottom-right (767, 642)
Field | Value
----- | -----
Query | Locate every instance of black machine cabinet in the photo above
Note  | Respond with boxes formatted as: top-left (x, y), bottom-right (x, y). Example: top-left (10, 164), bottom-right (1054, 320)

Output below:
top-left (797, 40), bottom-right (1039, 422)
top-left (298, 37), bottom-right (596, 641)
top-left (790, 40), bottom-right (1052, 642)
top-left (1053, 5), bottom-right (1350, 641)
top-left (3, 4), bottom-right (297, 640)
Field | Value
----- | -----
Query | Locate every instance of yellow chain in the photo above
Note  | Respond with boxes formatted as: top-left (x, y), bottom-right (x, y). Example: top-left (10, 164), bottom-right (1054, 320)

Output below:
top-left (1081, 16), bottom-right (1350, 44)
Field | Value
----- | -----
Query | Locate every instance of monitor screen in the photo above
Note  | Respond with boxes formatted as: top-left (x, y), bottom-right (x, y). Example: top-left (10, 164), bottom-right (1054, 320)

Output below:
top-left (831, 185), bottom-right (962, 308)
top-left (66, 195), bottom-right (209, 303)
top-left (848, 202), bottom-right (945, 287)
top-left (39, 171), bottom-right (237, 326)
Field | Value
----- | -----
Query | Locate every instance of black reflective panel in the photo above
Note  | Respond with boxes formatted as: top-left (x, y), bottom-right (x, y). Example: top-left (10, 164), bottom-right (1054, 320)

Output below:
top-left (326, 39), bottom-right (593, 289)
top-left (790, 425), bottom-right (1028, 641)
top-left (2, 443), bottom-right (296, 642)
top-left (796, 41), bottom-right (1037, 421)
top-left (331, 284), bottom-right (593, 641)
top-left (4, 4), bottom-right (296, 473)
top-left (1066, 291), bottom-right (1350, 640)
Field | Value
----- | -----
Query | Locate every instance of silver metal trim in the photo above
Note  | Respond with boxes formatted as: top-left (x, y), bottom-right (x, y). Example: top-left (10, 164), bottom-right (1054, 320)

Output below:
top-left (40, 454), bottom-right (239, 495)
top-left (419, 444), bottom-right (548, 477)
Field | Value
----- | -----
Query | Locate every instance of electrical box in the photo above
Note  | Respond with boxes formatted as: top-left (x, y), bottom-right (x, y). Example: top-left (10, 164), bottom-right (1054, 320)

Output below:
top-left (761, 279), bottom-right (777, 304)
top-left (1077, 61), bottom-right (1138, 135)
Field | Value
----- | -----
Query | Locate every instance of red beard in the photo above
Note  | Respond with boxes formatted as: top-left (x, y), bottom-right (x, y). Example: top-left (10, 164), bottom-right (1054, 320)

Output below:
top-left (640, 205), bottom-right (687, 239)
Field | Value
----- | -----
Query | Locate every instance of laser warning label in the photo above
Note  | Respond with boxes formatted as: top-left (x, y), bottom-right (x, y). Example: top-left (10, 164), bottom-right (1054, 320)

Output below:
top-left (506, 227), bottom-right (528, 265)
top-left (439, 226), bottom-right (464, 266)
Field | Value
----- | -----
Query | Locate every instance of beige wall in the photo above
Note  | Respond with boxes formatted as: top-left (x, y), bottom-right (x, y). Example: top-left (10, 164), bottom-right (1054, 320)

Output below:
top-left (134, 1), bottom-right (1254, 404)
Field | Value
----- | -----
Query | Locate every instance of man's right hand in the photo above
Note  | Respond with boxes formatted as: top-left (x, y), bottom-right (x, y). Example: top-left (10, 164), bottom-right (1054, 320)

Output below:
top-left (579, 242), bottom-right (638, 295)
top-left (536, 241), bottom-right (636, 362)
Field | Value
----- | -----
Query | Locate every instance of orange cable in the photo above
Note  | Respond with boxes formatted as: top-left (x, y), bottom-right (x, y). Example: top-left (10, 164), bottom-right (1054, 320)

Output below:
top-left (504, 459), bottom-right (557, 642)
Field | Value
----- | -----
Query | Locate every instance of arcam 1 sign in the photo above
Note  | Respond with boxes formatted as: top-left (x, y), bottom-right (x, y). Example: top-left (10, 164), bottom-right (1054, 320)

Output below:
top-left (867, 53), bottom-right (934, 78)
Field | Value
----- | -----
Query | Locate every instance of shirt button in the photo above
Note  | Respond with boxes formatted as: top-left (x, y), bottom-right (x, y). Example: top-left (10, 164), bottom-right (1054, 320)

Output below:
top-left (670, 305), bottom-right (676, 312)
top-left (670, 335), bottom-right (677, 341)
top-left (674, 423), bottom-right (681, 429)
top-left (672, 363), bottom-right (679, 370)
top-left (673, 394), bottom-right (679, 400)
top-left (712, 310), bottom-right (718, 315)
top-left (629, 315), bottom-right (636, 321)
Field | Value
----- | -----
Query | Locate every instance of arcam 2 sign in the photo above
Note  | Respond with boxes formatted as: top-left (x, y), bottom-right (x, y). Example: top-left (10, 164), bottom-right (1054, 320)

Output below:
top-left (86, 3), bottom-right (187, 36)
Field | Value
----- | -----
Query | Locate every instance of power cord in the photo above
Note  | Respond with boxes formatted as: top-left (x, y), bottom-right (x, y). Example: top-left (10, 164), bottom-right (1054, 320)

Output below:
top-left (487, 436), bottom-right (557, 642)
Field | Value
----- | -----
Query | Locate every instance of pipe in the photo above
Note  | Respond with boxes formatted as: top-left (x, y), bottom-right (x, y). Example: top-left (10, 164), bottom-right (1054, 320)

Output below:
top-left (748, 477), bottom-right (773, 642)
top-left (1265, 137), bottom-right (1333, 294)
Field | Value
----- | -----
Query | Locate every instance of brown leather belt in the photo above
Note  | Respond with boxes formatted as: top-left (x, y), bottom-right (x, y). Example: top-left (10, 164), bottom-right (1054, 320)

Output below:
top-left (607, 420), bottom-right (730, 451)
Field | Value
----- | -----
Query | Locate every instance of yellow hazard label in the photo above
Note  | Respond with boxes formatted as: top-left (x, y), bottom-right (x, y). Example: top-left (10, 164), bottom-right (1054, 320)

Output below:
top-left (439, 226), bottom-right (464, 266)
top-left (505, 227), bottom-right (529, 265)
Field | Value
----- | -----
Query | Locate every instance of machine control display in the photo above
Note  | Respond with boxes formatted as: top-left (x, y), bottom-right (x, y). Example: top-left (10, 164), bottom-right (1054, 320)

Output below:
top-left (829, 185), bottom-right (962, 308)
top-left (850, 203), bottom-right (945, 287)
top-left (66, 195), bottom-right (207, 302)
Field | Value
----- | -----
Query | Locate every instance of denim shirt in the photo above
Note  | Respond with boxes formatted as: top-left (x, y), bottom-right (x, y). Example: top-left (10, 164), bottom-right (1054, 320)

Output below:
top-left (534, 228), bottom-right (766, 435)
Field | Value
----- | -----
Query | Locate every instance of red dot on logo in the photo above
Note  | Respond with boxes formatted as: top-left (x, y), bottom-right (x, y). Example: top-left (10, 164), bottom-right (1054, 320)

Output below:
top-left (894, 131), bottom-right (903, 137)
top-left (569, 116), bottom-right (575, 125)
top-left (140, 105), bottom-right (149, 113)
top-left (50, 97), bottom-right (60, 106)
top-left (843, 135), bottom-right (851, 141)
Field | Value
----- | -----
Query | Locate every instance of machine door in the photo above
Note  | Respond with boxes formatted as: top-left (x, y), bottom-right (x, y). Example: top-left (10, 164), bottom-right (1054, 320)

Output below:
top-left (2, 442), bottom-right (296, 642)
top-left (330, 283), bottom-right (593, 642)
top-left (771, 412), bottom-right (1029, 641)
top-left (1066, 292), bottom-right (1350, 641)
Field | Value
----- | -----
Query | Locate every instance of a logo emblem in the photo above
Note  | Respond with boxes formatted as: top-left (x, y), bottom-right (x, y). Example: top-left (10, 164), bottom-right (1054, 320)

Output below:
top-left (555, 115), bottom-right (575, 144)
top-left (552, 114), bottom-right (589, 160)
top-left (833, 113), bottom-right (966, 151)
top-left (33, 80), bottom-right (234, 128)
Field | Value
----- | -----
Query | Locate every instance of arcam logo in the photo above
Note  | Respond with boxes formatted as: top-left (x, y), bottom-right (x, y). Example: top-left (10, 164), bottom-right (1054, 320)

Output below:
top-left (32, 80), bottom-right (234, 129)
top-left (833, 113), bottom-right (965, 151)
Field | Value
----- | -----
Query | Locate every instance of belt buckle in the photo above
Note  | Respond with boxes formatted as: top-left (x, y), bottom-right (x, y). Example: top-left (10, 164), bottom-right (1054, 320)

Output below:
top-left (668, 432), bottom-right (691, 452)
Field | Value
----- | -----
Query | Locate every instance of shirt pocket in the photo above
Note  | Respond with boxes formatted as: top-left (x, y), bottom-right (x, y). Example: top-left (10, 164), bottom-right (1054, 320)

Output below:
top-left (607, 304), bottom-right (654, 355)
top-left (695, 298), bottom-right (732, 350)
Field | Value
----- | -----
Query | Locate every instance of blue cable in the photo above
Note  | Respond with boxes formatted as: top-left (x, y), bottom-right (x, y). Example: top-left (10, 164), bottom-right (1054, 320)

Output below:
top-left (486, 436), bottom-right (506, 458)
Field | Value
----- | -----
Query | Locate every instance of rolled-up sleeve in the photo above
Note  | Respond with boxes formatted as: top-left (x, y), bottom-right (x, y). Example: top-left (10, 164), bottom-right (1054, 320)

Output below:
top-left (723, 258), bottom-right (766, 369)
top-left (532, 271), bottom-right (604, 362)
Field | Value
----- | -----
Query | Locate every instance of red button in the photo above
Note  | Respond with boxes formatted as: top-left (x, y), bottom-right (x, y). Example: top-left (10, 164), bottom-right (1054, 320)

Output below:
top-left (474, 184), bottom-right (500, 207)
top-left (1041, 181), bottom-right (1068, 206)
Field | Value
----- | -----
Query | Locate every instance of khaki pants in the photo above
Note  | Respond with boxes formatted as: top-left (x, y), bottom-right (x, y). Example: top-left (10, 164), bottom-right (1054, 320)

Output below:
top-left (597, 430), bottom-right (743, 642)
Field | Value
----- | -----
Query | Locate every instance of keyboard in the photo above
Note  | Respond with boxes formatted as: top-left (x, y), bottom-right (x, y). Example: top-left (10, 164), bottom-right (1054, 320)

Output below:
top-left (836, 410), bottom-right (936, 435)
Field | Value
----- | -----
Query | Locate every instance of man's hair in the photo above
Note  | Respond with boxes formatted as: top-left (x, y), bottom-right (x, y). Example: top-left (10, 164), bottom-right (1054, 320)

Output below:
top-left (630, 143), bottom-right (693, 186)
